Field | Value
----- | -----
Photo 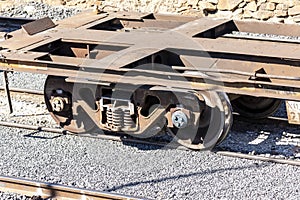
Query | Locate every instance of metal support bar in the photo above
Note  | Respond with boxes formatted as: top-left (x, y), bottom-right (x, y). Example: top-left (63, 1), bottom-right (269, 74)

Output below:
top-left (3, 71), bottom-right (13, 114)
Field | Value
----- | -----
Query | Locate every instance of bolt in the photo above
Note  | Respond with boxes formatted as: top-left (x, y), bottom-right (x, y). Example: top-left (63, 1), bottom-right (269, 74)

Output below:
top-left (51, 97), bottom-right (65, 112)
top-left (171, 110), bottom-right (188, 129)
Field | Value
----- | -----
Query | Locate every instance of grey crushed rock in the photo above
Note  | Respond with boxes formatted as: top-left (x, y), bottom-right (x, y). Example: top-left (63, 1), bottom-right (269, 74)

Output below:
top-left (0, 72), bottom-right (46, 91)
top-left (0, 129), bottom-right (299, 200)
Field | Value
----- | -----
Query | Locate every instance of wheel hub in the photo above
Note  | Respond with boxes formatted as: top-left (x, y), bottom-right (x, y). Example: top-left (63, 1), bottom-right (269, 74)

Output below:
top-left (171, 110), bottom-right (188, 129)
top-left (51, 96), bottom-right (67, 112)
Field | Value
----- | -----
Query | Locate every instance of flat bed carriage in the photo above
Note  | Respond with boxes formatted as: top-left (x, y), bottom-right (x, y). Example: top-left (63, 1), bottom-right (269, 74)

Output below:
top-left (0, 10), bottom-right (300, 150)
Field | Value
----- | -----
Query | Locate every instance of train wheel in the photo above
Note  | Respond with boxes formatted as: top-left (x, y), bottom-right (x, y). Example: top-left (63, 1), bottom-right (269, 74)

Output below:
top-left (168, 91), bottom-right (232, 150)
top-left (216, 93), bottom-right (233, 144)
top-left (231, 95), bottom-right (282, 119)
top-left (44, 75), bottom-right (97, 133)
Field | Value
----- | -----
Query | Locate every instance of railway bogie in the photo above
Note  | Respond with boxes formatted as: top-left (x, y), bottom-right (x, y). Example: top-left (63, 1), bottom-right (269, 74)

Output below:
top-left (44, 75), bottom-right (232, 150)
top-left (1, 11), bottom-right (300, 149)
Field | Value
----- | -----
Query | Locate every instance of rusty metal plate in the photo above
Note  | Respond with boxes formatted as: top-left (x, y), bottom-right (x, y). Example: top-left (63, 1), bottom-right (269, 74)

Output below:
top-left (286, 100), bottom-right (300, 125)
top-left (22, 17), bottom-right (55, 35)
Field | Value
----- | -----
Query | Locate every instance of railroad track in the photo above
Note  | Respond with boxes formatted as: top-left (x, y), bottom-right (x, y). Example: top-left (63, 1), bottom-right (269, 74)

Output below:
top-left (1, 87), bottom-right (300, 167)
top-left (0, 175), bottom-right (144, 200)
top-left (0, 86), bottom-right (43, 95)
top-left (1, 120), bottom-right (299, 166)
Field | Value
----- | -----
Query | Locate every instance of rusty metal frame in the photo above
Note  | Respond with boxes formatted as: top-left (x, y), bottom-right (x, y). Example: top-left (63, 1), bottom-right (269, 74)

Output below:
top-left (1, 10), bottom-right (300, 101)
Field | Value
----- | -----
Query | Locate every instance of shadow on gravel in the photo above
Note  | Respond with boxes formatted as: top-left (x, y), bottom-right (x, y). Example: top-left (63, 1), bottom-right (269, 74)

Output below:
top-left (24, 131), bottom-right (62, 139)
top-left (104, 162), bottom-right (271, 192)
top-left (215, 115), bottom-right (300, 158)
top-left (121, 141), bottom-right (167, 151)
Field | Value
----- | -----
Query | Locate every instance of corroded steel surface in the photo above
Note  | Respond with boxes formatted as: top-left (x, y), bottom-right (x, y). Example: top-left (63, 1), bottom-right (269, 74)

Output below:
top-left (2, 11), bottom-right (300, 149)
top-left (0, 11), bottom-right (299, 100)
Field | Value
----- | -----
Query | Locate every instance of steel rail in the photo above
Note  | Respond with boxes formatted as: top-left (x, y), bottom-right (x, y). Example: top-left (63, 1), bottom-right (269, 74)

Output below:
top-left (216, 151), bottom-right (300, 166)
top-left (0, 175), bottom-right (145, 200)
top-left (0, 121), bottom-right (184, 150)
top-left (0, 89), bottom-right (298, 166)
top-left (0, 86), bottom-right (43, 95)
top-left (0, 86), bottom-right (43, 114)
top-left (222, 33), bottom-right (300, 44)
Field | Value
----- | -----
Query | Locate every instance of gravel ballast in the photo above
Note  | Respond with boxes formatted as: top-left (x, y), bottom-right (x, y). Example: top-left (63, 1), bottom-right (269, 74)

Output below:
top-left (0, 2), bottom-right (299, 200)
top-left (0, 1), bottom-right (81, 20)
top-left (0, 128), bottom-right (299, 199)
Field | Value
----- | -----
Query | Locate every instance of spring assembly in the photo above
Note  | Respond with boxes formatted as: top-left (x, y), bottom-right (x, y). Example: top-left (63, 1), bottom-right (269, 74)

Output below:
top-left (112, 108), bottom-right (124, 128)
top-left (100, 97), bottom-right (136, 131)
top-left (106, 107), bottom-right (133, 130)
top-left (123, 110), bottom-right (134, 129)
top-left (106, 108), bottom-right (113, 125)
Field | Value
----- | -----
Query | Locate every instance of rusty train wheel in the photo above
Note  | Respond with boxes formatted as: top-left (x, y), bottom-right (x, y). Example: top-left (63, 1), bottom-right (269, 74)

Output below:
top-left (168, 91), bottom-right (232, 150)
top-left (231, 95), bottom-right (282, 119)
top-left (44, 75), bottom-right (98, 133)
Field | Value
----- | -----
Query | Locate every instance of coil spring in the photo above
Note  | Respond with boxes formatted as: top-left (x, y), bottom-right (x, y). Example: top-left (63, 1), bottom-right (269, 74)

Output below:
top-left (107, 108), bottom-right (113, 125)
top-left (123, 110), bottom-right (134, 128)
top-left (112, 108), bottom-right (123, 128)
top-left (106, 107), bottom-right (134, 130)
